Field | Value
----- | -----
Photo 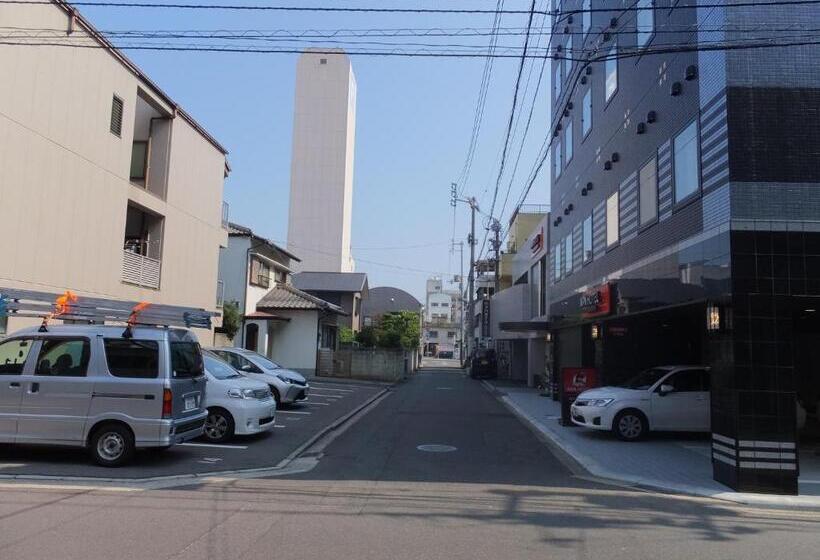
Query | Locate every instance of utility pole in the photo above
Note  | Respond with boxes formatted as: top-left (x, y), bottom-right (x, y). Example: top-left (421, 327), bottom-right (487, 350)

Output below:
top-left (490, 219), bottom-right (501, 294)
top-left (451, 240), bottom-right (464, 362)
top-left (451, 187), bottom-right (478, 361)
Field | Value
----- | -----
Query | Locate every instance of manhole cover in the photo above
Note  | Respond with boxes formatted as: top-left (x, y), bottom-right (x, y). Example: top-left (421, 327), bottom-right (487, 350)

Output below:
top-left (417, 444), bottom-right (457, 453)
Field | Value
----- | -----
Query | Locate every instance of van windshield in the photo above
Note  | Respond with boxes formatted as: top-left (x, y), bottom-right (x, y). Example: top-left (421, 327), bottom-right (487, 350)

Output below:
top-left (170, 342), bottom-right (204, 378)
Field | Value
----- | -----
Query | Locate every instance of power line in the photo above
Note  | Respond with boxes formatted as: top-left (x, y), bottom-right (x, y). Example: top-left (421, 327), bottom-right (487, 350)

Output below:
top-left (1, 0), bottom-right (550, 14)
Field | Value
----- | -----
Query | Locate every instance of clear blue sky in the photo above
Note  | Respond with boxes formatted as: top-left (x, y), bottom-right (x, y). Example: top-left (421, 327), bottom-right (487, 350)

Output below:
top-left (81, 1), bottom-right (551, 300)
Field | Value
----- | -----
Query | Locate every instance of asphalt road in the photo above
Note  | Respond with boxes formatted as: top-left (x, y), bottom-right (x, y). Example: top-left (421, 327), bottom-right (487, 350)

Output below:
top-left (0, 368), bottom-right (819, 560)
top-left (0, 379), bottom-right (385, 479)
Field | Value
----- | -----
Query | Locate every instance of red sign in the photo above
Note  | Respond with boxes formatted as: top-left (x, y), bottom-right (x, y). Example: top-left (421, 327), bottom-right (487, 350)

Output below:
top-left (580, 283), bottom-right (612, 318)
top-left (530, 227), bottom-right (544, 255)
top-left (562, 367), bottom-right (599, 397)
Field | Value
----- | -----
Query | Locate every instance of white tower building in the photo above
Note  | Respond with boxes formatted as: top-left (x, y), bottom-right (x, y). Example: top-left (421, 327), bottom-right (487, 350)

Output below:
top-left (287, 49), bottom-right (357, 272)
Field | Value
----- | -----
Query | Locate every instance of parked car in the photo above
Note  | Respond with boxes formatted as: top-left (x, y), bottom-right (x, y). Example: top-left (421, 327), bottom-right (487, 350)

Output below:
top-left (438, 351), bottom-right (454, 359)
top-left (207, 347), bottom-right (309, 405)
top-left (201, 352), bottom-right (277, 442)
top-left (0, 325), bottom-right (208, 466)
top-left (571, 365), bottom-right (710, 441)
top-left (470, 348), bottom-right (497, 379)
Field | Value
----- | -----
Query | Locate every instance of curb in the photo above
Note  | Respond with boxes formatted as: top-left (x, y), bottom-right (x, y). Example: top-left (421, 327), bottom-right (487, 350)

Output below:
top-left (482, 381), bottom-right (820, 511)
top-left (0, 387), bottom-right (392, 491)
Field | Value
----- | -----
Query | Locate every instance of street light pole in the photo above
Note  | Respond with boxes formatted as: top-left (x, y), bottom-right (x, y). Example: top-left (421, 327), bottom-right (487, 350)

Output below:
top-left (491, 219), bottom-right (501, 294)
top-left (451, 187), bottom-right (479, 361)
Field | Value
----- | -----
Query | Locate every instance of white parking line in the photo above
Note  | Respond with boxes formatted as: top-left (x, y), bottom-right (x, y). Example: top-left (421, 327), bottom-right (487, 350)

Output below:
top-left (277, 410), bottom-right (311, 415)
top-left (307, 401), bottom-right (330, 406)
top-left (274, 425), bottom-right (286, 429)
top-left (310, 393), bottom-right (344, 398)
top-left (308, 385), bottom-right (357, 392)
top-left (180, 442), bottom-right (248, 450)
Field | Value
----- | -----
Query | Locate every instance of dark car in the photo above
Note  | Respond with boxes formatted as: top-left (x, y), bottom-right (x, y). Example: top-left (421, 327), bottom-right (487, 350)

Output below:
top-left (438, 350), bottom-right (454, 359)
top-left (470, 349), bottom-right (497, 379)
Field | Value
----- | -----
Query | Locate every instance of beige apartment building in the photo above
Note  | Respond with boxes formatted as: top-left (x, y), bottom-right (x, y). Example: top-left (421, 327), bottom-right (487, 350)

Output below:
top-left (0, 1), bottom-right (229, 340)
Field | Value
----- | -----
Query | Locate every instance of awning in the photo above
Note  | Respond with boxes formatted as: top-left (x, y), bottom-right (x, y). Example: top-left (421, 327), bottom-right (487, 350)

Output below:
top-left (499, 320), bottom-right (550, 332)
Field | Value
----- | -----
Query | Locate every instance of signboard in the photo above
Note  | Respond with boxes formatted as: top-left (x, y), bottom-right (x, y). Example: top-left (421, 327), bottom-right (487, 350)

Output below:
top-left (580, 283), bottom-right (612, 318)
top-left (560, 367), bottom-right (599, 425)
top-left (530, 227), bottom-right (545, 256)
top-left (480, 298), bottom-right (491, 337)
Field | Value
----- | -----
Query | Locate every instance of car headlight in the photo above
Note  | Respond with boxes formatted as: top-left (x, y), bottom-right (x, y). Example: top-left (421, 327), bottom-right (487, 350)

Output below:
top-left (586, 398), bottom-right (614, 407)
top-left (227, 388), bottom-right (255, 399)
top-left (276, 374), bottom-right (293, 384)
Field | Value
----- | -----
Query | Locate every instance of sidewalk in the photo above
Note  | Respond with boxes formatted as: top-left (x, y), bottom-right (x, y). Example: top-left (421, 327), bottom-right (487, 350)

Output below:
top-left (485, 381), bottom-right (820, 509)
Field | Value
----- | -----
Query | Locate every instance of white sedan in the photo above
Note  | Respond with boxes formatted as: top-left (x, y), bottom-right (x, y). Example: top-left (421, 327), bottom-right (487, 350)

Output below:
top-left (208, 347), bottom-right (310, 406)
top-left (201, 352), bottom-right (277, 443)
top-left (571, 365), bottom-right (710, 441)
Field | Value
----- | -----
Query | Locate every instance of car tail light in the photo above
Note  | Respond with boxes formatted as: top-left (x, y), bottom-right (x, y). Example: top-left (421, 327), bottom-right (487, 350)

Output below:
top-left (162, 388), bottom-right (173, 419)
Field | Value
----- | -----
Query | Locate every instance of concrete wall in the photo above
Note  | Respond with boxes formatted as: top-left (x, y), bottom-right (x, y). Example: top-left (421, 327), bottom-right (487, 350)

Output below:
top-left (0, 1), bottom-right (227, 337)
top-left (329, 348), bottom-right (411, 382)
top-left (269, 309), bottom-right (319, 374)
top-left (287, 50), bottom-right (356, 272)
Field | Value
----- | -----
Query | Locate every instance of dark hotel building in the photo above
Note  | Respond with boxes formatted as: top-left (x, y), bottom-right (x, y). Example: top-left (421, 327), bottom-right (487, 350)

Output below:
top-left (547, 0), bottom-right (820, 494)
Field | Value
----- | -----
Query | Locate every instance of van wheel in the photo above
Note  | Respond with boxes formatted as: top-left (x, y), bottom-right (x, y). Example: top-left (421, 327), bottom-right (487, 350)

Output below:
top-left (612, 410), bottom-right (648, 442)
top-left (203, 408), bottom-right (235, 443)
top-left (90, 424), bottom-right (135, 467)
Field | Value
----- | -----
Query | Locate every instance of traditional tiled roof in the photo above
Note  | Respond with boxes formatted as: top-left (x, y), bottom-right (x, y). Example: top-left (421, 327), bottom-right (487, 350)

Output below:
top-left (227, 222), bottom-right (301, 262)
top-left (292, 272), bottom-right (368, 293)
top-left (256, 283), bottom-right (346, 315)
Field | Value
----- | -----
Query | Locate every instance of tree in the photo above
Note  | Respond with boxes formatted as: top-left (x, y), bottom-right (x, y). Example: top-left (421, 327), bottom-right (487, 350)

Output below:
top-left (356, 326), bottom-right (378, 348)
top-left (339, 326), bottom-right (355, 344)
top-left (376, 311), bottom-right (421, 350)
top-left (220, 301), bottom-right (241, 341)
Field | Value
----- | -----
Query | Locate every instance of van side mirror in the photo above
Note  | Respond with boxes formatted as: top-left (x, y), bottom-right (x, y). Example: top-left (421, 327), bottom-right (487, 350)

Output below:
top-left (659, 384), bottom-right (674, 396)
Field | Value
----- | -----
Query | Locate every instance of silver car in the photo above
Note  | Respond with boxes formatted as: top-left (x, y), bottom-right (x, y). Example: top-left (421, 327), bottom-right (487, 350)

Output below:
top-left (207, 347), bottom-right (309, 405)
top-left (0, 325), bottom-right (208, 466)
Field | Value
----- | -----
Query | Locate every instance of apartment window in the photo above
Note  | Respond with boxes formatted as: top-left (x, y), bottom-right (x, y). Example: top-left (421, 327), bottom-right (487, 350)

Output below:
top-left (250, 257), bottom-right (271, 288)
top-left (431, 302), bottom-right (439, 307)
top-left (582, 0), bottom-right (591, 35)
top-left (129, 141), bottom-right (148, 181)
top-left (110, 95), bottom-right (124, 137)
top-left (564, 235), bottom-right (573, 276)
top-left (554, 139), bottom-right (562, 178)
top-left (639, 156), bottom-right (658, 227)
top-left (122, 203), bottom-right (164, 289)
top-left (442, 302), bottom-right (449, 307)
top-left (429, 330), bottom-right (439, 338)
top-left (564, 35), bottom-right (573, 80)
top-left (637, 0), bottom-right (655, 48)
top-left (554, 245), bottom-right (561, 282)
top-left (582, 89), bottom-right (592, 138)
top-left (554, 65), bottom-right (562, 105)
top-left (674, 120), bottom-right (700, 204)
top-left (447, 331), bottom-right (455, 339)
top-left (130, 91), bottom-right (171, 198)
top-left (605, 45), bottom-right (618, 103)
top-left (565, 120), bottom-right (574, 165)
top-left (606, 191), bottom-right (620, 247)
top-left (583, 214), bottom-right (593, 262)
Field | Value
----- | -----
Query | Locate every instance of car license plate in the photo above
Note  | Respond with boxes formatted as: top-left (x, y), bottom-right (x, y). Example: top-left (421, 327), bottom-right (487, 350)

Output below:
top-left (184, 396), bottom-right (196, 411)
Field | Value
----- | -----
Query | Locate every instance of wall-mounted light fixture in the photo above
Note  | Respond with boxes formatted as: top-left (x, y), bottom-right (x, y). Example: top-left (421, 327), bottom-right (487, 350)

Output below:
top-left (706, 303), bottom-right (721, 332)
top-left (591, 324), bottom-right (601, 340)
top-left (545, 332), bottom-right (553, 343)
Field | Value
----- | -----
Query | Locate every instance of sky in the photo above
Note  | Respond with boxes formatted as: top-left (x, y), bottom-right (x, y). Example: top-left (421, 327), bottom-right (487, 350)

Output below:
top-left (78, 1), bottom-right (551, 301)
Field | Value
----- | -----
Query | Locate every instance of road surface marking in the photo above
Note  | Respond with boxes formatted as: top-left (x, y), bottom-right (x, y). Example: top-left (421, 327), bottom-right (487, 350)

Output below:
top-left (277, 410), bottom-right (311, 415)
top-left (274, 425), bottom-right (286, 429)
top-left (307, 401), bottom-right (330, 406)
top-left (417, 444), bottom-right (457, 453)
top-left (180, 442), bottom-right (248, 450)
top-left (310, 393), bottom-right (344, 398)
top-left (309, 385), bottom-right (356, 392)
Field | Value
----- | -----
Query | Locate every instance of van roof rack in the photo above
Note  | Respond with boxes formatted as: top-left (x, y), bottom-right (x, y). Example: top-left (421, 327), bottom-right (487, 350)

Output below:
top-left (0, 287), bottom-right (215, 331)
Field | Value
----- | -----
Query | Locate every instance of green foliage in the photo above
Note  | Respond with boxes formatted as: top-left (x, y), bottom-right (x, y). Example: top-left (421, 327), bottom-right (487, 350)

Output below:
top-left (376, 311), bottom-right (421, 350)
top-left (339, 326), bottom-right (355, 344)
top-left (356, 326), bottom-right (378, 348)
top-left (221, 301), bottom-right (241, 341)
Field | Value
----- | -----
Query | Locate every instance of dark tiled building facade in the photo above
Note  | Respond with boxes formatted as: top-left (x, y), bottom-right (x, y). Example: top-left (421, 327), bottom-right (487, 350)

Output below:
top-left (547, 1), bottom-right (820, 494)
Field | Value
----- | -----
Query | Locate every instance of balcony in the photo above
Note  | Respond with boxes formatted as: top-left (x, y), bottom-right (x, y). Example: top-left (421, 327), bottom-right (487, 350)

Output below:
top-left (122, 249), bottom-right (161, 289)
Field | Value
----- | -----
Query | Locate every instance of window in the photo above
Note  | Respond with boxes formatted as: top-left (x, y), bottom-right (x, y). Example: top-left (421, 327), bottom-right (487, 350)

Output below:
top-left (0, 338), bottom-right (33, 375)
top-left (431, 302), bottom-right (439, 307)
top-left (320, 325), bottom-right (337, 349)
top-left (104, 339), bottom-right (159, 379)
top-left (564, 35), bottom-right (573, 80)
top-left (565, 120), bottom-right (573, 164)
top-left (530, 260), bottom-right (542, 318)
top-left (639, 156), bottom-right (658, 227)
top-left (674, 120), bottom-right (700, 203)
top-left (582, 89), bottom-right (592, 137)
top-left (428, 330), bottom-right (439, 338)
top-left (554, 139), bottom-right (562, 178)
top-left (110, 95), bottom-right (124, 137)
top-left (665, 369), bottom-right (708, 392)
top-left (564, 235), bottom-right (573, 275)
top-left (606, 191), bottom-right (620, 247)
top-left (582, 0), bottom-right (591, 35)
top-left (554, 245), bottom-right (561, 281)
top-left (129, 141), bottom-right (148, 181)
top-left (605, 45), bottom-right (618, 103)
top-left (583, 215), bottom-right (593, 262)
top-left (637, 0), bottom-right (654, 48)
top-left (250, 257), bottom-right (271, 288)
top-left (170, 342), bottom-right (204, 378)
top-left (244, 323), bottom-right (259, 352)
top-left (35, 339), bottom-right (90, 377)
top-left (539, 256), bottom-right (547, 315)
top-left (554, 65), bottom-right (562, 105)
top-left (447, 331), bottom-right (455, 339)
top-left (442, 302), bottom-right (449, 307)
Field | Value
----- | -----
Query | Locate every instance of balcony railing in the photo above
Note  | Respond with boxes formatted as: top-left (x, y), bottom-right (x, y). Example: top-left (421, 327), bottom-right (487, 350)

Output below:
top-left (222, 201), bottom-right (230, 229)
top-left (216, 280), bottom-right (225, 308)
top-left (122, 250), bottom-right (161, 289)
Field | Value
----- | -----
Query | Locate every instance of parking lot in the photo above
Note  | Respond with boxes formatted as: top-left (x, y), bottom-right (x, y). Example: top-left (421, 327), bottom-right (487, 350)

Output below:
top-left (0, 379), bottom-right (387, 480)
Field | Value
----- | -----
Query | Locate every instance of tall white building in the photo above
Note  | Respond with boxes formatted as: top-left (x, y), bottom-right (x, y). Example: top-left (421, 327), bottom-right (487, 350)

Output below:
top-left (287, 49), bottom-right (357, 272)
